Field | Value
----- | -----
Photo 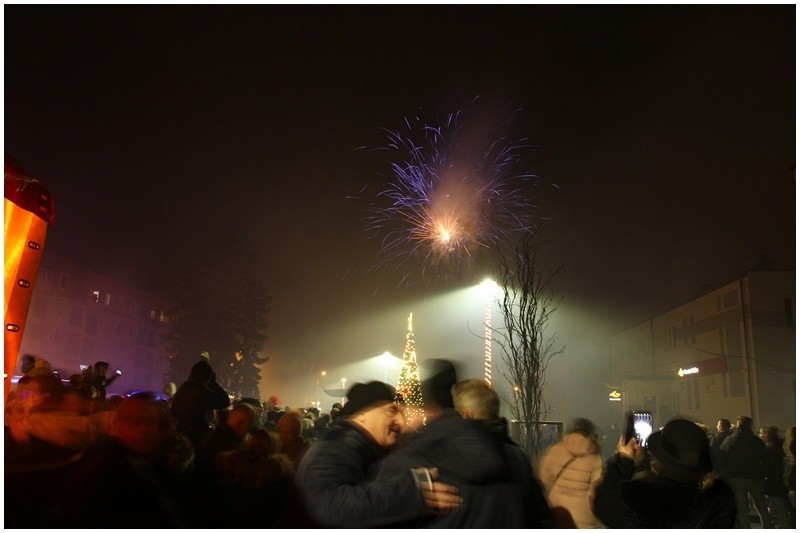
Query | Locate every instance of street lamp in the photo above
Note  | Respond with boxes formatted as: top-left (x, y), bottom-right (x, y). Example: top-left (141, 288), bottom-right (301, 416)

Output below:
top-left (479, 278), bottom-right (500, 387)
top-left (379, 351), bottom-right (396, 385)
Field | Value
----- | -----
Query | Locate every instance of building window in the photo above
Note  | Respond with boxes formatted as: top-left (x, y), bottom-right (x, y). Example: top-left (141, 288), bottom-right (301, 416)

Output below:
top-left (785, 297), bottom-right (794, 328)
top-left (59, 273), bottom-right (69, 290)
top-left (40, 268), bottom-right (53, 282)
top-left (92, 290), bottom-right (101, 304)
top-left (693, 380), bottom-right (700, 409)
top-left (104, 293), bottom-right (113, 306)
top-left (668, 325), bottom-right (677, 349)
top-left (149, 309), bottom-right (157, 320)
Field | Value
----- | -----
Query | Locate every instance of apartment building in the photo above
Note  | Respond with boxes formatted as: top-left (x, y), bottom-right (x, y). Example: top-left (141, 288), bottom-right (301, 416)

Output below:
top-left (610, 270), bottom-right (795, 431)
top-left (16, 252), bottom-right (175, 397)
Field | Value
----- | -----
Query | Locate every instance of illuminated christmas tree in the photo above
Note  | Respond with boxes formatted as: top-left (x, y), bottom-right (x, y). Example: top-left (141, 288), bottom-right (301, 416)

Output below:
top-left (396, 312), bottom-right (425, 427)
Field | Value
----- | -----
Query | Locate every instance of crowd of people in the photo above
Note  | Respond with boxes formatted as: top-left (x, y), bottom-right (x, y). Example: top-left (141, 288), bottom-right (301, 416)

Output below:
top-left (5, 353), bottom-right (796, 528)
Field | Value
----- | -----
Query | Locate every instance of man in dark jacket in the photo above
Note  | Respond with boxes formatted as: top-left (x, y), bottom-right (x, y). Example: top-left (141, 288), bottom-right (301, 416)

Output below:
top-left (720, 415), bottom-right (771, 528)
top-left (709, 418), bottom-right (732, 482)
top-left (90, 361), bottom-right (119, 409)
top-left (291, 380), bottom-right (461, 528)
top-left (451, 378), bottom-right (554, 528)
top-left (375, 359), bottom-right (514, 528)
top-left (170, 360), bottom-right (230, 447)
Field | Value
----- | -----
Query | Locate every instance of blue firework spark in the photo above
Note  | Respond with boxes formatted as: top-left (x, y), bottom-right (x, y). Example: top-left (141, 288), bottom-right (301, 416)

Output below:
top-left (366, 106), bottom-right (541, 285)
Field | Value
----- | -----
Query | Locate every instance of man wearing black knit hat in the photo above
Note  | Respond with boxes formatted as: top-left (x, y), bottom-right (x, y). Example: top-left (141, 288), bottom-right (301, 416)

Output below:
top-left (290, 380), bottom-right (461, 528)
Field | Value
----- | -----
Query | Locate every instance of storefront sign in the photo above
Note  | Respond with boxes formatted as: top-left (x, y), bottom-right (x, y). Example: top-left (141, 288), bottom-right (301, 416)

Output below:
top-left (677, 356), bottom-right (728, 377)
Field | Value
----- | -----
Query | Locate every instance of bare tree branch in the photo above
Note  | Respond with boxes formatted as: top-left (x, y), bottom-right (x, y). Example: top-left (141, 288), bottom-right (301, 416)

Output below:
top-left (490, 233), bottom-right (565, 458)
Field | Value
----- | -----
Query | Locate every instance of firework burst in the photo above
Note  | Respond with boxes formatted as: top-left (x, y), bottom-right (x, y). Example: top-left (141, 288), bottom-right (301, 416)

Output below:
top-left (366, 106), bottom-right (541, 286)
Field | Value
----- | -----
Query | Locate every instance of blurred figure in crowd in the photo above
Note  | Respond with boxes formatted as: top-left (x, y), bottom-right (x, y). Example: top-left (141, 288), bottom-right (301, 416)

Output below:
top-left (91, 361), bottom-right (119, 408)
top-left (376, 359), bottom-right (512, 528)
top-left (277, 410), bottom-right (311, 469)
top-left (170, 360), bottom-right (230, 447)
top-left (5, 372), bottom-right (101, 527)
top-left (538, 417), bottom-right (603, 528)
top-left (759, 425), bottom-right (792, 528)
top-left (217, 428), bottom-right (295, 527)
top-left (452, 378), bottom-right (553, 528)
top-left (163, 381), bottom-right (177, 404)
top-left (709, 418), bottom-right (732, 483)
top-left (720, 415), bottom-right (771, 528)
top-left (236, 397), bottom-right (265, 430)
top-left (67, 393), bottom-right (189, 527)
top-left (784, 425), bottom-right (796, 527)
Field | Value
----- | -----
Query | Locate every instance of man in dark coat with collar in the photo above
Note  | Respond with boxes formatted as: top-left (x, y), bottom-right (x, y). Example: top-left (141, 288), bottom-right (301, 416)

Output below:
top-left (720, 415), bottom-right (771, 528)
top-left (451, 378), bottom-right (554, 528)
top-left (290, 380), bottom-right (461, 528)
top-left (375, 359), bottom-right (515, 528)
top-left (709, 418), bottom-right (732, 482)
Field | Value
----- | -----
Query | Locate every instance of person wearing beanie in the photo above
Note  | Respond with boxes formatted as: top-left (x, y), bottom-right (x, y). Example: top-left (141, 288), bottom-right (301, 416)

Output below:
top-left (375, 359), bottom-right (515, 528)
top-left (593, 417), bottom-right (736, 528)
top-left (291, 380), bottom-right (461, 528)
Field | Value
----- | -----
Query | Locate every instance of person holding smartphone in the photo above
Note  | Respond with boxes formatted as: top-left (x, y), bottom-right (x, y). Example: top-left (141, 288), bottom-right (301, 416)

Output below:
top-left (90, 360), bottom-right (119, 409)
top-left (593, 417), bottom-right (736, 528)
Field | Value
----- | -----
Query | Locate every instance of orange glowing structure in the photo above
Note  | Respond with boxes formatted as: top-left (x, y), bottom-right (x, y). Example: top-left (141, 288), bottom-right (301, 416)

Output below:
top-left (4, 155), bottom-right (55, 399)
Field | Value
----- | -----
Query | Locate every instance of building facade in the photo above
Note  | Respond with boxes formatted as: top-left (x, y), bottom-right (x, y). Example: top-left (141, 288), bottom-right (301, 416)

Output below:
top-left (610, 270), bottom-right (795, 432)
top-left (16, 252), bottom-right (174, 397)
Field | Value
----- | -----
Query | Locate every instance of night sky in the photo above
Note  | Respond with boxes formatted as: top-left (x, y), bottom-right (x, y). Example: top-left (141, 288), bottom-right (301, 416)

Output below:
top-left (5, 6), bottom-right (795, 421)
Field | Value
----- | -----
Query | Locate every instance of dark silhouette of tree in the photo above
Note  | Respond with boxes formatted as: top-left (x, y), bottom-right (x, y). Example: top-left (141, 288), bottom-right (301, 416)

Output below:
top-left (165, 219), bottom-right (270, 399)
top-left (490, 233), bottom-right (565, 459)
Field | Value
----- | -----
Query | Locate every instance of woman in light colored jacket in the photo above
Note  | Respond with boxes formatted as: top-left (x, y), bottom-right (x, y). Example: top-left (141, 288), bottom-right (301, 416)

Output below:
top-left (538, 418), bottom-right (604, 528)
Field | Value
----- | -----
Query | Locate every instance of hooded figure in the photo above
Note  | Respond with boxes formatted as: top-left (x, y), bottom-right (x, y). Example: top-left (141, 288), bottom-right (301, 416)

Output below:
top-left (170, 360), bottom-right (230, 446)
